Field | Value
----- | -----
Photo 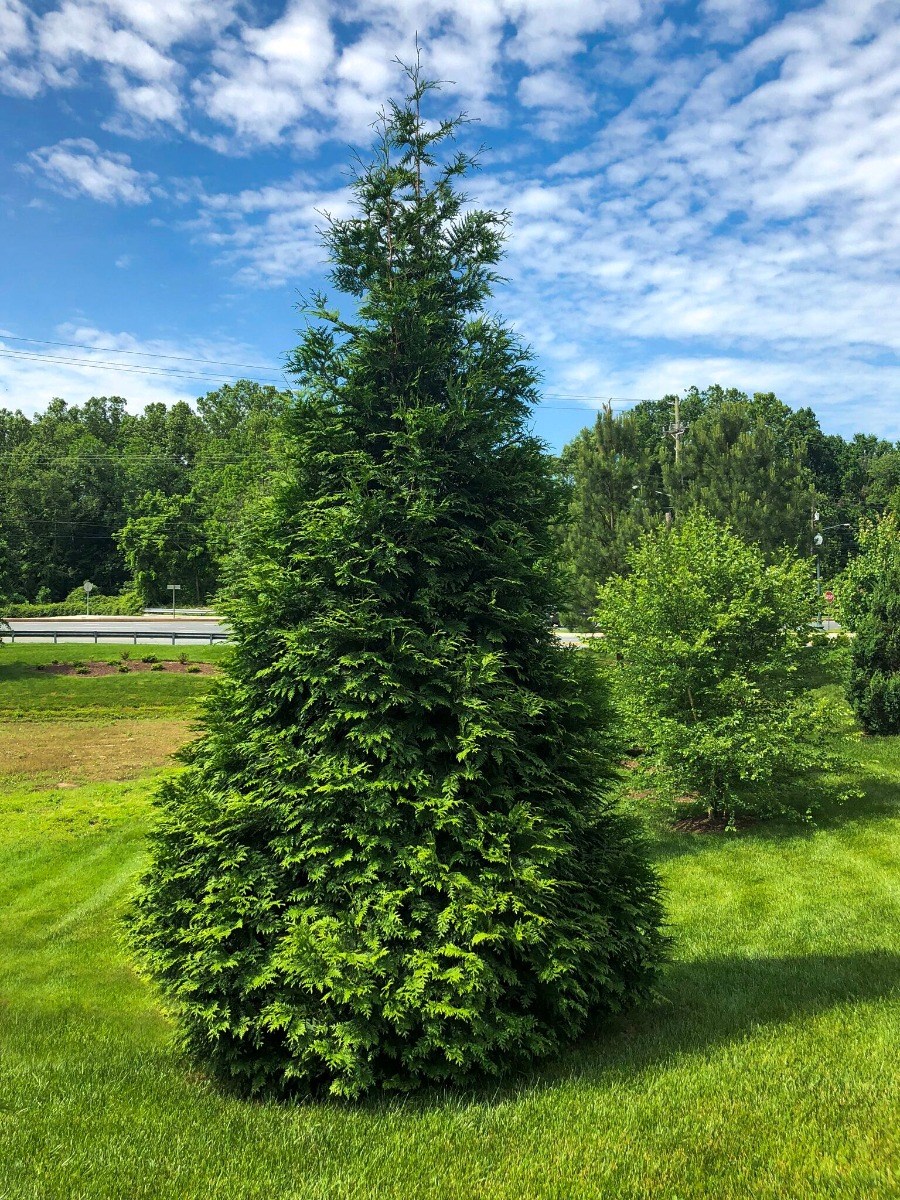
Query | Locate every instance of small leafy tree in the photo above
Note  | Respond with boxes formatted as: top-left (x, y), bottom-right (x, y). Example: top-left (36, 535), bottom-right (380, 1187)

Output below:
top-left (129, 70), bottom-right (663, 1099)
top-left (840, 512), bottom-right (900, 733)
top-left (595, 510), bottom-right (829, 822)
top-left (116, 490), bottom-right (216, 605)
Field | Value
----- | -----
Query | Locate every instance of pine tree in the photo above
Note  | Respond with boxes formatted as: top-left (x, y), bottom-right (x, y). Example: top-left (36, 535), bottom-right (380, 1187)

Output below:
top-left (669, 399), bottom-right (811, 557)
top-left (559, 405), bottom-right (662, 619)
top-left (129, 69), bottom-right (663, 1099)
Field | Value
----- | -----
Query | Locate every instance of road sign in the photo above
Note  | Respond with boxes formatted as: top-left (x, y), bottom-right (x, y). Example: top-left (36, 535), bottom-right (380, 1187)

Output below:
top-left (824, 590), bottom-right (835, 604)
top-left (167, 582), bottom-right (182, 617)
top-left (83, 580), bottom-right (95, 593)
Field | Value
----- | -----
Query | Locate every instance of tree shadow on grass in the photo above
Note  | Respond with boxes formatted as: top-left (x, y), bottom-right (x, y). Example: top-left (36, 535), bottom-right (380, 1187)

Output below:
top-left (363, 949), bottom-right (900, 1115)
top-left (514, 949), bottom-right (900, 1100)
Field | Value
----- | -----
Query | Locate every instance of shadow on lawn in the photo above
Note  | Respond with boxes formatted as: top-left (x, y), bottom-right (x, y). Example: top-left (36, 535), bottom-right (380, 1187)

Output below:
top-left (505, 948), bottom-right (900, 1101)
top-left (363, 948), bottom-right (900, 1114)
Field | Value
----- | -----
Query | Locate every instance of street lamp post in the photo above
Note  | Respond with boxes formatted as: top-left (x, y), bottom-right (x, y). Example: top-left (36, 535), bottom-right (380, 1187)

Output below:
top-left (811, 517), bottom-right (852, 628)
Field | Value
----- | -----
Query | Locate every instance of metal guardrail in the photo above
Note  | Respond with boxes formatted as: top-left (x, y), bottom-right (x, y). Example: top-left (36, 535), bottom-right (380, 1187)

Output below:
top-left (1, 629), bottom-right (230, 646)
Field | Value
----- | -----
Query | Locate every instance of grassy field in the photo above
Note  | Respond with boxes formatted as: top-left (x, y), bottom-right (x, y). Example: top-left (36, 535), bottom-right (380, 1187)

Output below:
top-left (0, 642), bottom-right (228, 721)
top-left (1, 645), bottom-right (898, 1199)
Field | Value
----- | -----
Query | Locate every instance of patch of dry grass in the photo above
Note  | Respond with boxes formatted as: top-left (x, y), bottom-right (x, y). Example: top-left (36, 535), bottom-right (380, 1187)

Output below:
top-left (0, 718), bottom-right (194, 791)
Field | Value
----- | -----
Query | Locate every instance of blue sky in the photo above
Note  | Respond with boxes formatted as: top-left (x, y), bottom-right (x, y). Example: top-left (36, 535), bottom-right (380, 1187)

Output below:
top-left (1, 0), bottom-right (898, 450)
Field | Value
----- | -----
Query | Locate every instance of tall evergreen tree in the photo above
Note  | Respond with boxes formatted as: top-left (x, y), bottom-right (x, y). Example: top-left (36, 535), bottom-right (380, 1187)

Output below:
top-left (129, 70), bottom-right (663, 1099)
top-left (669, 398), bottom-right (812, 557)
top-left (559, 405), bottom-right (663, 618)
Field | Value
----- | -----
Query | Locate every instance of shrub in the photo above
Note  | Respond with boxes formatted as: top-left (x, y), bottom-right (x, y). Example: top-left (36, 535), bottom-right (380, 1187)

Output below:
top-left (150, 664), bottom-right (164, 672)
top-left (2, 587), bottom-right (143, 619)
top-left (142, 654), bottom-right (159, 664)
top-left (840, 513), bottom-right (900, 734)
top-left (129, 72), bottom-right (664, 1100)
top-left (595, 510), bottom-right (836, 822)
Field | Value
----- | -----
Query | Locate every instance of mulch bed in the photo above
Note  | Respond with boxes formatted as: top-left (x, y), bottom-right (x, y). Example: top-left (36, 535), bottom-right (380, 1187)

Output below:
top-left (38, 660), bottom-right (217, 677)
top-left (672, 814), bottom-right (757, 834)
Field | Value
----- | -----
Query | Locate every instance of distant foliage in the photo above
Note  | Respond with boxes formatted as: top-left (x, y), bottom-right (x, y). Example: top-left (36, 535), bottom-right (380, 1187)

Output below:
top-left (2, 587), bottom-right (142, 618)
top-left (129, 71), bottom-right (664, 1099)
top-left (596, 510), bottom-right (834, 822)
top-left (841, 513), bottom-right (900, 734)
top-left (0, 384), bottom-right (290, 606)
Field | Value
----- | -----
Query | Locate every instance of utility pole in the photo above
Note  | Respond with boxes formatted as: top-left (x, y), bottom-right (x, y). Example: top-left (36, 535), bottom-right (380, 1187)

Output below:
top-left (665, 395), bottom-right (686, 468)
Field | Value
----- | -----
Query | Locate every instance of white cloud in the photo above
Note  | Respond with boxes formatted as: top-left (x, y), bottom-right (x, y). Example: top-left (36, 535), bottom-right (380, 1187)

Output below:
top-left (5, 0), bottom-right (900, 442)
top-left (189, 176), bottom-right (354, 286)
top-left (0, 324), bottom-right (286, 417)
top-left (26, 138), bottom-right (158, 204)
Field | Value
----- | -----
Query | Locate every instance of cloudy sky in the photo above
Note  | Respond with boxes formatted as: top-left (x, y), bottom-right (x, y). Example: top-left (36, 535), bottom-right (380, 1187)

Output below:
top-left (2, 0), bottom-right (898, 449)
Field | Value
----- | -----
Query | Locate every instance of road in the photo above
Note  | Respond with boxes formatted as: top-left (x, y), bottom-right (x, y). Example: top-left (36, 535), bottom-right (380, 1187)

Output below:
top-left (3, 615), bottom-right (594, 647)
top-left (2, 615), bottom-right (229, 645)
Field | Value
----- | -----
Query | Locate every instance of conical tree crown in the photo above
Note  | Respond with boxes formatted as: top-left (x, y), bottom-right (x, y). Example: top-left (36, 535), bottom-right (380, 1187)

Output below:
top-left (130, 69), bottom-right (663, 1099)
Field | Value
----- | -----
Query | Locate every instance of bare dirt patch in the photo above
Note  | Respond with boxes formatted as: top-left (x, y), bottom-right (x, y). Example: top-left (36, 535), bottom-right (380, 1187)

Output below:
top-left (0, 717), bottom-right (195, 789)
top-left (38, 660), bottom-right (216, 677)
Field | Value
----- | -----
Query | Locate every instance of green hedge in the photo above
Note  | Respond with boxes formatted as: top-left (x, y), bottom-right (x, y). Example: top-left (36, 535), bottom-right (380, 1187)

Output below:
top-left (2, 589), bottom-right (143, 618)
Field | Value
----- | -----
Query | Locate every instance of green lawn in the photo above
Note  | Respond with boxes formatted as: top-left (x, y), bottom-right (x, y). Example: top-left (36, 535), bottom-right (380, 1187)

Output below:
top-left (1, 647), bottom-right (898, 1198)
top-left (0, 642), bottom-right (227, 720)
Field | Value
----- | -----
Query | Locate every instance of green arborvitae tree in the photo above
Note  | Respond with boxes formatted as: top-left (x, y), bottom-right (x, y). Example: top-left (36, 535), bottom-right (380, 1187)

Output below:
top-left (841, 512), bottom-right (900, 733)
top-left (129, 71), bottom-right (663, 1099)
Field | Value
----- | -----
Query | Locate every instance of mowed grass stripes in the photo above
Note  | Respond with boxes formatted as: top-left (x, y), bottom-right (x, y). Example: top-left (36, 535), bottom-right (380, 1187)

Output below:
top-left (0, 646), bottom-right (898, 1198)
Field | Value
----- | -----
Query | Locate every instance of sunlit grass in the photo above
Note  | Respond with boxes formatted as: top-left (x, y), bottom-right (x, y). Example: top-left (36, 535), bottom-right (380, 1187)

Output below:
top-left (1, 644), bottom-right (898, 1198)
top-left (0, 643), bottom-right (226, 721)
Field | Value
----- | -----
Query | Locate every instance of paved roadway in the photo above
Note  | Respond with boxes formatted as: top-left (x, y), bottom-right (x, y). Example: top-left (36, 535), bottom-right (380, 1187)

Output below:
top-left (3, 615), bottom-right (594, 647)
top-left (2, 615), bottom-right (229, 645)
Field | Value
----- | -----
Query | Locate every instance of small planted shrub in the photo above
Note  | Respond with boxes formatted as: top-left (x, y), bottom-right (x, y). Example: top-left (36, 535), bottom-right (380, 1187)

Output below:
top-left (596, 509), bottom-right (836, 823)
top-left (142, 654), bottom-right (159, 664)
top-left (76, 667), bottom-right (90, 675)
top-left (178, 652), bottom-right (188, 666)
top-left (118, 665), bottom-right (131, 674)
top-left (151, 664), bottom-right (164, 672)
top-left (186, 665), bottom-right (201, 674)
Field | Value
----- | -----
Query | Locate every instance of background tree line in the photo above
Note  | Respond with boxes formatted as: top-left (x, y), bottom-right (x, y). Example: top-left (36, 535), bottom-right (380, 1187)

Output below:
top-left (1, 379), bottom-right (898, 614)
top-left (0, 382), bottom-right (290, 609)
top-left (558, 384), bottom-right (900, 621)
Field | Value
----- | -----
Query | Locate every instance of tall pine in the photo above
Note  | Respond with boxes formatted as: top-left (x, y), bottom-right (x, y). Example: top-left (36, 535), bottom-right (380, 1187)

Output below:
top-left (130, 70), bottom-right (663, 1099)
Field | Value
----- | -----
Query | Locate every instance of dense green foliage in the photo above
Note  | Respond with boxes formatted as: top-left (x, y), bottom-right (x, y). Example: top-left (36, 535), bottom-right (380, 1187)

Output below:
top-left (2, 585), bottom-right (142, 618)
top-left (595, 511), bottom-right (831, 821)
top-left (129, 77), bottom-right (663, 1099)
top-left (841, 513), bottom-right (900, 733)
top-left (0, 383), bottom-right (289, 607)
top-left (559, 384), bottom-right (900, 609)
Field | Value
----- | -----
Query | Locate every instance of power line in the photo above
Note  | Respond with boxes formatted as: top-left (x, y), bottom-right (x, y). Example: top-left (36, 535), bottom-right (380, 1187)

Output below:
top-left (0, 348), bottom-right (287, 386)
top-left (0, 336), bottom-right (659, 405)
top-left (0, 334), bottom-right (279, 373)
top-left (0, 337), bottom-right (658, 410)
